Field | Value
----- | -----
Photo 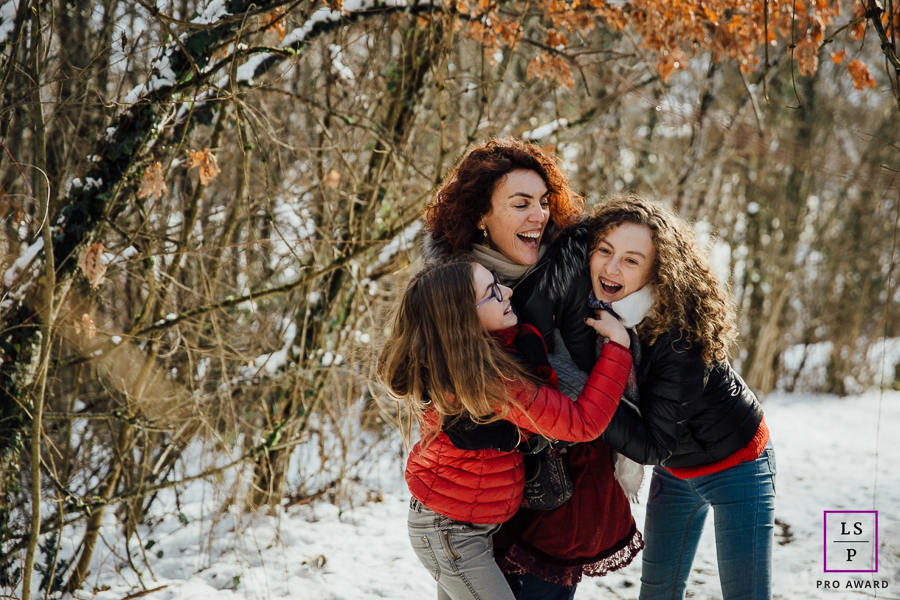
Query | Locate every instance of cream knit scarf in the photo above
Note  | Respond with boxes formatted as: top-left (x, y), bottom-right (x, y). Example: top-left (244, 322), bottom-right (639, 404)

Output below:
top-left (471, 243), bottom-right (548, 286)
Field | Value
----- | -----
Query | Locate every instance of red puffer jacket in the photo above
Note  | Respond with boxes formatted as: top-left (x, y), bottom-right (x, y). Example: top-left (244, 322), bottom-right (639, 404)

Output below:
top-left (405, 326), bottom-right (632, 524)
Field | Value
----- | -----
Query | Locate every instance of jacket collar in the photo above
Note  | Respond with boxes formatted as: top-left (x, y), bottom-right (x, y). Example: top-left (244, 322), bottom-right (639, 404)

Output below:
top-left (489, 324), bottom-right (519, 349)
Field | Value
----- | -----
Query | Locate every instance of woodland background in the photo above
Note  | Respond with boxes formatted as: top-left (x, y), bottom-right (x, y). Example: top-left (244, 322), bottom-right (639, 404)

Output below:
top-left (1, 0), bottom-right (899, 598)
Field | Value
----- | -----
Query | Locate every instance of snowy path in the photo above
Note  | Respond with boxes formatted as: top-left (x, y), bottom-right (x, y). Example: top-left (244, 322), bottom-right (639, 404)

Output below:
top-left (72, 392), bottom-right (900, 600)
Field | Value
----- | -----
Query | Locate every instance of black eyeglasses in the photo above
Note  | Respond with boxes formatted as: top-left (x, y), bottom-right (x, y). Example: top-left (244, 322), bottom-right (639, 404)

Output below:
top-left (476, 270), bottom-right (503, 308)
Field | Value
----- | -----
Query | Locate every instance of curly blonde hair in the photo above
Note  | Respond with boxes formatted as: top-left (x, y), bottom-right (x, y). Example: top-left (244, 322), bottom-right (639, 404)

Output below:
top-left (587, 195), bottom-right (736, 363)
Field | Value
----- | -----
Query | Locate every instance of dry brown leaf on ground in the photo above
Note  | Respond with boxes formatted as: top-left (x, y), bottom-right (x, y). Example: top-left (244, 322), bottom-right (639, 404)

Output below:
top-left (188, 148), bottom-right (222, 185)
top-left (79, 242), bottom-right (107, 289)
top-left (137, 161), bottom-right (168, 199)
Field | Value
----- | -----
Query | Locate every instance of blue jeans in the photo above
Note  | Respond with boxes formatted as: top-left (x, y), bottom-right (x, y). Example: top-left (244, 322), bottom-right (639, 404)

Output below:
top-left (505, 572), bottom-right (576, 600)
top-left (639, 443), bottom-right (776, 600)
top-left (408, 498), bottom-right (516, 600)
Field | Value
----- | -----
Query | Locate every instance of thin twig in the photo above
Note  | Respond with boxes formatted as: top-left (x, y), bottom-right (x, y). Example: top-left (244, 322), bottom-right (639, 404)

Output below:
top-left (739, 66), bottom-right (765, 132)
top-left (120, 585), bottom-right (169, 600)
top-left (763, 0), bottom-right (770, 103)
top-left (788, 0), bottom-right (804, 109)
top-left (866, 0), bottom-right (900, 109)
top-left (55, 214), bottom-right (420, 369)
top-left (821, 15), bottom-right (868, 47)
top-left (0, 137), bottom-right (34, 194)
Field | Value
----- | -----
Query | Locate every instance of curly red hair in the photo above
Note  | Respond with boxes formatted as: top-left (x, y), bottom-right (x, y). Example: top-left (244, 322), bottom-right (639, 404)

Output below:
top-left (425, 138), bottom-right (584, 255)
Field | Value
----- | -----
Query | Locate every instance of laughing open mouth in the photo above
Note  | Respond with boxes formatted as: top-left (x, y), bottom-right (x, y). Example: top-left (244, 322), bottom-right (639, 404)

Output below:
top-left (503, 305), bottom-right (512, 315)
top-left (599, 277), bottom-right (622, 295)
top-left (517, 231), bottom-right (541, 247)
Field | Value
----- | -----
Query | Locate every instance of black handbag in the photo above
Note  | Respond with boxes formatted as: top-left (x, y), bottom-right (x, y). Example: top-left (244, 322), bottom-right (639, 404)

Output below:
top-left (520, 441), bottom-right (574, 511)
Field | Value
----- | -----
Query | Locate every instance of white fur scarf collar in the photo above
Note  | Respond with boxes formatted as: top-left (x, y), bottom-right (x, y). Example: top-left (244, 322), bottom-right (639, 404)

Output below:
top-left (610, 285), bottom-right (655, 328)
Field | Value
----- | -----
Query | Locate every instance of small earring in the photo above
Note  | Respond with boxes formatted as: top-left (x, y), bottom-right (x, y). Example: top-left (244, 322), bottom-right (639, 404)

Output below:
top-left (480, 226), bottom-right (490, 245)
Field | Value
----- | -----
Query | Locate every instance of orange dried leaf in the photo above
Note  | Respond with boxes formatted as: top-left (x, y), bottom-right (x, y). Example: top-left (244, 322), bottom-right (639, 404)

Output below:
top-left (831, 50), bottom-right (847, 64)
top-left (137, 162), bottom-right (168, 199)
top-left (261, 6), bottom-right (287, 40)
top-left (325, 170), bottom-right (342, 189)
top-left (796, 38), bottom-right (820, 76)
top-left (657, 49), bottom-right (688, 82)
top-left (546, 29), bottom-right (568, 49)
top-left (526, 55), bottom-right (545, 81)
top-left (526, 52), bottom-right (574, 89)
top-left (79, 242), bottom-right (107, 289)
top-left (847, 59), bottom-right (876, 90)
top-left (494, 20), bottom-right (520, 45)
top-left (465, 20), bottom-right (491, 44)
top-left (188, 148), bottom-right (222, 185)
top-left (851, 2), bottom-right (867, 39)
top-left (210, 43), bottom-right (230, 62)
top-left (81, 314), bottom-right (96, 339)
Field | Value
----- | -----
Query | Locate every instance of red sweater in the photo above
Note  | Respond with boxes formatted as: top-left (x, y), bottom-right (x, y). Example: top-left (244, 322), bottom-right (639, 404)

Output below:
top-left (405, 326), bottom-right (632, 524)
top-left (665, 417), bottom-right (770, 479)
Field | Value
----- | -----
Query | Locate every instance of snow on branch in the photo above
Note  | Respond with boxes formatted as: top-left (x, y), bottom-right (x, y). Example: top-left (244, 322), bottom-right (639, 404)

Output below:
top-left (369, 220), bottom-right (423, 274)
top-left (522, 118), bottom-right (569, 141)
top-left (0, 239), bottom-right (44, 309)
top-left (3, 239), bottom-right (44, 289)
top-left (233, 0), bottom-right (435, 84)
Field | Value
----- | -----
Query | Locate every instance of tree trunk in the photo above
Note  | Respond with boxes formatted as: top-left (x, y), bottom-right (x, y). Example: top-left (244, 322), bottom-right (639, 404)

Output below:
top-left (65, 433), bottom-right (127, 593)
top-left (743, 281), bottom-right (792, 395)
top-left (22, 6), bottom-right (52, 596)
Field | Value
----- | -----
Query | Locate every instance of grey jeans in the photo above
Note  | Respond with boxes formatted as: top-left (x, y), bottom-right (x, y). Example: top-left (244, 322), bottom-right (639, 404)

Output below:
top-left (408, 497), bottom-right (516, 600)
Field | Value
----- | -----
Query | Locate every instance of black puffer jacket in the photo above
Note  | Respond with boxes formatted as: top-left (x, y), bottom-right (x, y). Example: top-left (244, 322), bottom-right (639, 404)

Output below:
top-left (423, 221), bottom-right (597, 371)
top-left (600, 329), bottom-right (764, 468)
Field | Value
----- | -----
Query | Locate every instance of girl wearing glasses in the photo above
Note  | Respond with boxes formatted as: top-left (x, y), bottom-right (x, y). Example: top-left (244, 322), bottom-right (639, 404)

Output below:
top-left (424, 138), bottom-right (642, 600)
top-left (378, 261), bottom-right (631, 600)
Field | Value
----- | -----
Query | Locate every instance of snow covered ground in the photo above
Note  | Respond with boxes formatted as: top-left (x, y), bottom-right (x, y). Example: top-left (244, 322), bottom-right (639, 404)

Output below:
top-left (49, 391), bottom-right (900, 600)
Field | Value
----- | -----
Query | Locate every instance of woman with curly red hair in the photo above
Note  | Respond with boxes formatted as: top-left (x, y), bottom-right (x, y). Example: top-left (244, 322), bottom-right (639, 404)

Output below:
top-left (424, 138), bottom-right (597, 370)
top-left (422, 138), bottom-right (643, 600)
top-left (426, 138), bottom-right (583, 258)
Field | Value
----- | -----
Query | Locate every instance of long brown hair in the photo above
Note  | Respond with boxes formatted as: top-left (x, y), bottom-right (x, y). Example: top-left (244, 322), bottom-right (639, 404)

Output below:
top-left (587, 196), bottom-right (737, 363)
top-left (425, 138), bottom-right (584, 255)
top-left (376, 261), bottom-right (537, 441)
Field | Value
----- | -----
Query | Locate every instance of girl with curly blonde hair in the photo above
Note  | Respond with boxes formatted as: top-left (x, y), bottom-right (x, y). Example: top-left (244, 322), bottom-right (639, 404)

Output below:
top-left (582, 195), bottom-right (775, 600)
